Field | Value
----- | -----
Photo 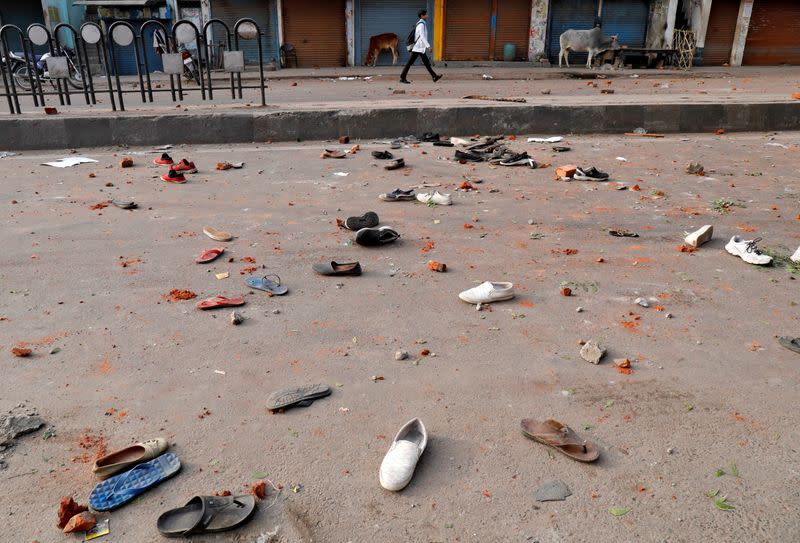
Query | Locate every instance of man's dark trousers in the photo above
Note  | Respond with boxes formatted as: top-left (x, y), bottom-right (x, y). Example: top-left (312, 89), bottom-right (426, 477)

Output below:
top-left (401, 52), bottom-right (437, 80)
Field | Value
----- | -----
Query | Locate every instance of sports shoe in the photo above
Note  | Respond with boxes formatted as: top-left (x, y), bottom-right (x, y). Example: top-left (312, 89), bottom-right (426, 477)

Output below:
top-left (172, 159), bottom-right (197, 174)
top-left (416, 191), bottom-right (452, 206)
top-left (791, 246), bottom-right (800, 263)
top-left (499, 152), bottom-right (537, 168)
top-left (684, 225), bottom-right (713, 248)
top-left (371, 150), bottom-right (393, 160)
top-left (399, 79), bottom-right (411, 84)
top-left (379, 418), bottom-right (427, 491)
top-left (161, 169), bottom-right (186, 183)
top-left (725, 236), bottom-right (772, 265)
top-left (454, 149), bottom-right (483, 162)
top-left (574, 167), bottom-right (609, 181)
top-left (379, 188), bottom-right (415, 201)
top-left (458, 281), bottom-right (515, 304)
top-left (355, 226), bottom-right (400, 246)
top-left (153, 153), bottom-right (173, 165)
top-left (432, 74), bottom-right (442, 83)
top-left (344, 211), bottom-right (379, 231)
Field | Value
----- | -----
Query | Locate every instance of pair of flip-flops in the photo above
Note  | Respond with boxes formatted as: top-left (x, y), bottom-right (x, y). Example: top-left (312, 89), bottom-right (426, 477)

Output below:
top-left (195, 276), bottom-right (287, 310)
top-left (157, 494), bottom-right (257, 537)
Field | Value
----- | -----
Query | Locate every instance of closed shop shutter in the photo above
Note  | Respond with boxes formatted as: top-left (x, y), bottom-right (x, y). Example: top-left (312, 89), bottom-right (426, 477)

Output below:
top-left (358, 0), bottom-right (434, 66)
top-left (212, 0), bottom-right (276, 66)
top-left (108, 20), bottom-right (164, 76)
top-left (547, 0), bottom-right (596, 64)
top-left (282, 0), bottom-right (346, 67)
top-left (743, 0), bottom-right (800, 65)
top-left (445, 0), bottom-right (492, 60)
top-left (703, 0), bottom-right (738, 65)
top-left (601, 0), bottom-right (649, 49)
top-left (494, 0), bottom-right (531, 61)
top-left (0, 5), bottom-right (46, 51)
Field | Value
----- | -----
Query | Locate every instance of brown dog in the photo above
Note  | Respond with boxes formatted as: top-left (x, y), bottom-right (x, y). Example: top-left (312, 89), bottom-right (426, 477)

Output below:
top-left (365, 33), bottom-right (399, 66)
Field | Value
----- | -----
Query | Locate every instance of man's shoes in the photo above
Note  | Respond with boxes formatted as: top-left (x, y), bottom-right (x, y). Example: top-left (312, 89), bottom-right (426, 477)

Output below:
top-left (432, 74), bottom-right (442, 82)
top-left (416, 191), bottom-right (452, 206)
top-left (399, 79), bottom-right (411, 84)
top-left (725, 236), bottom-right (773, 265)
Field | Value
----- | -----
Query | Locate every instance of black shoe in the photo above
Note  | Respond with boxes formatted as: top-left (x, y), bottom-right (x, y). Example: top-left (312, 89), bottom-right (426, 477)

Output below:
top-left (371, 150), bottom-right (393, 160)
top-left (433, 74), bottom-right (442, 82)
top-left (574, 167), bottom-right (609, 181)
top-left (454, 149), bottom-right (483, 162)
top-left (355, 226), bottom-right (400, 247)
top-left (345, 211), bottom-right (379, 231)
top-left (432, 141), bottom-right (454, 147)
top-left (399, 79), bottom-right (411, 84)
top-left (420, 132), bottom-right (441, 142)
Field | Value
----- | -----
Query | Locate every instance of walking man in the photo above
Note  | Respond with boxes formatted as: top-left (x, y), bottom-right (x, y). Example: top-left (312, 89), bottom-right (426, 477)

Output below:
top-left (400, 9), bottom-right (442, 84)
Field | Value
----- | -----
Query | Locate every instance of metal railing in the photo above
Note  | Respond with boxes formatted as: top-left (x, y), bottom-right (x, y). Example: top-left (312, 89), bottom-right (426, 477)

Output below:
top-left (0, 18), bottom-right (269, 114)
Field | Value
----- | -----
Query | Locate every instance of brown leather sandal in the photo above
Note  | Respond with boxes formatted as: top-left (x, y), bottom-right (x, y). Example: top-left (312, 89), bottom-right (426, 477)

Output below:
top-left (520, 418), bottom-right (600, 462)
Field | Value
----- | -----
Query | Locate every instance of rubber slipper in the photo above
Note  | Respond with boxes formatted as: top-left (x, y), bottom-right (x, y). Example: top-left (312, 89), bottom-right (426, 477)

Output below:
top-left (92, 438), bottom-right (168, 480)
top-left (89, 453), bottom-right (181, 511)
top-left (345, 211), bottom-right (379, 231)
top-left (246, 274), bottom-right (288, 296)
top-left (384, 158), bottom-right (405, 170)
top-left (520, 418), bottom-right (599, 462)
top-left (779, 336), bottom-right (800, 354)
top-left (609, 229), bottom-right (639, 238)
top-left (203, 226), bottom-right (233, 242)
top-left (111, 199), bottom-right (137, 209)
top-left (195, 296), bottom-right (245, 310)
top-left (157, 495), bottom-right (256, 537)
top-left (321, 149), bottom-right (346, 159)
top-left (312, 261), bottom-right (362, 276)
top-left (196, 247), bottom-right (225, 264)
top-left (267, 384), bottom-right (331, 411)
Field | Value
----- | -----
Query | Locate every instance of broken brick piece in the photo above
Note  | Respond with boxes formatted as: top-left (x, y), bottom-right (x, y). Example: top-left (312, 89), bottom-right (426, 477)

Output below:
top-left (57, 497), bottom-right (88, 529)
top-left (560, 287), bottom-right (572, 297)
top-left (216, 162), bottom-right (233, 170)
top-left (119, 157), bottom-right (134, 168)
top-left (428, 260), bottom-right (447, 272)
top-left (11, 346), bottom-right (32, 357)
top-left (555, 165), bottom-right (577, 180)
top-left (63, 512), bottom-right (96, 534)
top-left (338, 136), bottom-right (350, 144)
top-left (614, 358), bottom-right (631, 368)
top-left (250, 480), bottom-right (267, 500)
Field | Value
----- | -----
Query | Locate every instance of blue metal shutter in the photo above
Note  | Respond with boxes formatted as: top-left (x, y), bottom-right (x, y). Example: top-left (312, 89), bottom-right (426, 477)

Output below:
top-left (212, 0), bottom-right (277, 66)
top-left (601, 0), bottom-right (649, 49)
top-left (547, 0), bottom-right (597, 64)
top-left (357, 0), bottom-right (433, 66)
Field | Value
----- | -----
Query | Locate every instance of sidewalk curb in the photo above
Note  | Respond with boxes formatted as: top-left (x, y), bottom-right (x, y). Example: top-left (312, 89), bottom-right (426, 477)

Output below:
top-left (1, 101), bottom-right (798, 150)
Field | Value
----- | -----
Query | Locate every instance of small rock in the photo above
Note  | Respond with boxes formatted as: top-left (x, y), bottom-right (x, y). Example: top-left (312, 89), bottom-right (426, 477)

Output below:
top-left (576, 307), bottom-right (584, 313)
top-left (686, 162), bottom-right (704, 175)
top-left (614, 358), bottom-right (631, 368)
top-left (272, 309), bottom-right (281, 314)
top-left (476, 303), bottom-right (482, 311)
top-left (541, 88), bottom-right (551, 95)
top-left (634, 297), bottom-right (649, 308)
top-left (49, 347), bottom-right (60, 355)
top-left (119, 157), bottom-right (134, 168)
top-left (560, 287), bottom-right (572, 297)
top-left (534, 480), bottom-right (572, 502)
top-left (230, 311), bottom-right (243, 325)
top-left (665, 313), bottom-right (673, 319)
top-left (667, 447), bottom-right (675, 454)
top-left (580, 340), bottom-right (606, 364)
top-left (527, 219), bottom-right (535, 225)
top-left (395, 350), bottom-right (409, 361)
top-left (338, 136), bottom-right (350, 144)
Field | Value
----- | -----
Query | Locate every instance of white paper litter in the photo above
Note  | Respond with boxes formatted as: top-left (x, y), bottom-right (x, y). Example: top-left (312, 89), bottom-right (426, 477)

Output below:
top-left (765, 142), bottom-right (788, 149)
top-left (154, 144), bottom-right (172, 150)
top-left (333, 172), bottom-right (349, 177)
top-left (214, 370), bottom-right (226, 375)
top-left (0, 151), bottom-right (18, 158)
top-left (42, 156), bottom-right (98, 168)
top-left (527, 136), bottom-right (563, 143)
top-left (616, 156), bottom-right (628, 162)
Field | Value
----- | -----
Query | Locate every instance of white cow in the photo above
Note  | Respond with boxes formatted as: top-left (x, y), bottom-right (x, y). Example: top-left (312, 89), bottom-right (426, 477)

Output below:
top-left (559, 27), bottom-right (620, 68)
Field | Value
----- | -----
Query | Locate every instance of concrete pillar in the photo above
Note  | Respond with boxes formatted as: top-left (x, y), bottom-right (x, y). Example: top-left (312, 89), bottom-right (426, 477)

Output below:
top-left (528, 0), bottom-right (549, 61)
top-left (645, 0), bottom-right (670, 49)
top-left (693, 0), bottom-right (713, 48)
top-left (433, 0), bottom-right (444, 61)
top-left (200, 0), bottom-right (212, 33)
top-left (730, 0), bottom-right (753, 66)
top-left (41, 0), bottom-right (51, 28)
top-left (345, 0), bottom-right (354, 66)
top-left (664, 0), bottom-right (679, 47)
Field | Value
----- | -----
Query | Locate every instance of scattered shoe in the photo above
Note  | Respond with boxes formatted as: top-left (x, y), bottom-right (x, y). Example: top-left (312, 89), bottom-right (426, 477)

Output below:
top-left (371, 150), bottom-right (393, 160)
top-left (499, 152), bottom-right (537, 167)
top-left (356, 226), bottom-right (400, 247)
top-left (161, 170), bottom-right (186, 184)
top-left (196, 247), bottom-right (224, 263)
top-left (778, 336), bottom-right (800, 354)
top-left (172, 159), bottom-right (197, 174)
top-left (203, 226), bottom-right (233, 242)
top-left (574, 167), bottom-right (609, 181)
top-left (246, 274), bottom-right (288, 295)
top-left (609, 229), bottom-right (639, 238)
top-left (157, 495), bottom-right (256, 537)
top-left (390, 141), bottom-right (402, 149)
top-left (791, 246), bottom-right (800, 263)
top-left (153, 153), bottom-right (173, 165)
top-left (458, 281), bottom-right (515, 304)
top-left (725, 236), bottom-right (772, 265)
top-left (432, 140), bottom-right (454, 147)
top-left (379, 418), bottom-right (427, 491)
top-left (520, 419), bottom-right (599, 462)
top-left (419, 132), bottom-right (440, 142)
top-left (111, 199), bottom-right (137, 209)
top-left (89, 453), bottom-right (181, 511)
top-left (312, 261), bottom-right (362, 276)
top-left (416, 191), bottom-right (452, 206)
top-left (92, 438), bottom-right (169, 480)
top-left (321, 149), bottom-right (346, 159)
top-left (552, 146), bottom-right (571, 152)
top-left (379, 188), bottom-right (415, 201)
top-left (384, 158), bottom-right (406, 170)
top-left (432, 74), bottom-right (442, 82)
top-left (454, 149), bottom-right (483, 162)
top-left (345, 211), bottom-right (379, 230)
top-left (267, 384), bottom-right (331, 411)
top-left (195, 296), bottom-right (245, 310)
top-left (684, 225), bottom-right (713, 248)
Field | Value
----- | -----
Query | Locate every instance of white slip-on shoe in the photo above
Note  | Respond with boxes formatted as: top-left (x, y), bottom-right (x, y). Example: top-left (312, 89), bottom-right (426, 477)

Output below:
top-left (416, 191), bottom-right (452, 205)
top-left (379, 418), bottom-right (427, 491)
top-left (684, 225), bottom-right (713, 248)
top-left (458, 281), bottom-right (515, 304)
top-left (725, 236), bottom-right (773, 265)
top-left (791, 246), bottom-right (800, 263)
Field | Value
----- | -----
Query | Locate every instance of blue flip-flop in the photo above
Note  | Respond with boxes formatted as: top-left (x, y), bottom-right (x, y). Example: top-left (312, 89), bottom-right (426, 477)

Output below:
top-left (89, 453), bottom-right (181, 511)
top-left (246, 274), bottom-right (288, 296)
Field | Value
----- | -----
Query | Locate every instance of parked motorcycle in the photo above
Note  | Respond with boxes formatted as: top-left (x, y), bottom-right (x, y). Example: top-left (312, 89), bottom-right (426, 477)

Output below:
top-left (180, 47), bottom-right (200, 85)
top-left (12, 47), bottom-right (83, 91)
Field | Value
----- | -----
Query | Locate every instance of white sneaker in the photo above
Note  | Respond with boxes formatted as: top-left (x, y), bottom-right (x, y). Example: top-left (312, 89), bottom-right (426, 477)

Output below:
top-left (725, 236), bottom-right (772, 265)
top-left (684, 225), bottom-right (713, 248)
top-left (379, 418), bottom-right (427, 491)
top-left (791, 246), bottom-right (800, 263)
top-left (416, 191), bottom-right (452, 205)
top-left (458, 281), bottom-right (515, 304)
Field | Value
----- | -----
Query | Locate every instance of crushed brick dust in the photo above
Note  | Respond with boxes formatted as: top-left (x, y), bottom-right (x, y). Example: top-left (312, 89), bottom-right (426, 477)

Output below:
top-left (519, 300), bottom-right (535, 308)
top-left (11, 346), bottom-right (32, 357)
top-left (620, 319), bottom-right (640, 332)
top-left (213, 490), bottom-right (232, 497)
top-left (88, 202), bottom-right (108, 211)
top-left (459, 181), bottom-right (476, 191)
top-left (335, 218), bottom-right (346, 229)
top-left (463, 223), bottom-right (474, 229)
top-left (552, 248), bottom-right (578, 255)
top-left (99, 357), bottom-right (112, 374)
top-left (250, 480), bottom-right (267, 500)
top-left (240, 256), bottom-right (256, 263)
top-left (57, 497), bottom-right (88, 529)
top-left (240, 267), bottom-right (258, 275)
top-left (166, 289), bottom-right (197, 302)
top-left (420, 241), bottom-right (435, 253)
top-left (118, 258), bottom-right (140, 268)
top-left (74, 434), bottom-right (107, 463)
top-left (677, 244), bottom-right (696, 253)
